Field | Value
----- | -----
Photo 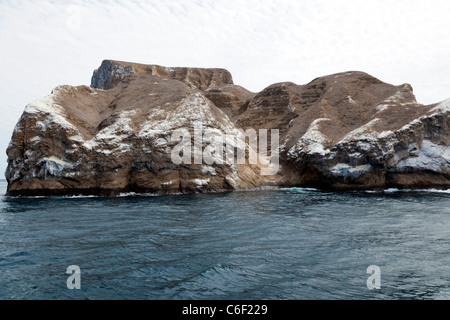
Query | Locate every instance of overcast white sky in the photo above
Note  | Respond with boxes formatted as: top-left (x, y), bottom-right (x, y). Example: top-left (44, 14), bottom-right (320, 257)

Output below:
top-left (1, 0), bottom-right (450, 176)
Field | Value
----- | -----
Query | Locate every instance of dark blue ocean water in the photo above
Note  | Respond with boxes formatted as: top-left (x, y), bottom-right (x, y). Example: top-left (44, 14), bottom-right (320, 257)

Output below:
top-left (1, 180), bottom-right (450, 300)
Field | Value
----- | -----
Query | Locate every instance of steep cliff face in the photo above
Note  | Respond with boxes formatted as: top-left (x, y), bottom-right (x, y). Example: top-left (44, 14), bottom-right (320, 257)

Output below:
top-left (6, 69), bottom-right (270, 196)
top-left (234, 71), bottom-right (450, 190)
top-left (91, 60), bottom-right (234, 91)
top-left (5, 60), bottom-right (449, 196)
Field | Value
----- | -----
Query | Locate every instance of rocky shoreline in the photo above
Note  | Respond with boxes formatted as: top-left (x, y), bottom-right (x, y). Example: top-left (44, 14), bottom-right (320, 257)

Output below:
top-left (5, 60), bottom-right (449, 196)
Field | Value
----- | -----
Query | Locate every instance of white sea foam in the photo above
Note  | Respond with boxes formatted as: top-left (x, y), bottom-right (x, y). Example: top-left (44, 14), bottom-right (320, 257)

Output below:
top-left (282, 187), bottom-right (320, 193)
top-left (363, 188), bottom-right (450, 194)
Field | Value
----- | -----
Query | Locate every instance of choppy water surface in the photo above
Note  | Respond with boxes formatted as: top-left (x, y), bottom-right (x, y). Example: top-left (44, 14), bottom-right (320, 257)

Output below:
top-left (1, 180), bottom-right (450, 300)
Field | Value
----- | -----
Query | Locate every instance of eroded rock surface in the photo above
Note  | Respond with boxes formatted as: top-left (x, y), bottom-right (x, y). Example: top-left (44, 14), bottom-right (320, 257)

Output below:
top-left (5, 60), bottom-right (449, 196)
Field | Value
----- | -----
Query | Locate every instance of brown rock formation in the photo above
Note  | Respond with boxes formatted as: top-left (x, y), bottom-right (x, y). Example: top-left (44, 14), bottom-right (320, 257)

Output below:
top-left (5, 60), bottom-right (450, 196)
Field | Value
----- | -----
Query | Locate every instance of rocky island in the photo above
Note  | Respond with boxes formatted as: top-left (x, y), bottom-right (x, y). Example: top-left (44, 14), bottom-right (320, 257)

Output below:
top-left (5, 60), bottom-right (450, 196)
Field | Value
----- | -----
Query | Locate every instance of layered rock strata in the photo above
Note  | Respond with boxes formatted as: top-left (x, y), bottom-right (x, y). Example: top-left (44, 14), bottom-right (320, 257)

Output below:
top-left (5, 60), bottom-right (449, 196)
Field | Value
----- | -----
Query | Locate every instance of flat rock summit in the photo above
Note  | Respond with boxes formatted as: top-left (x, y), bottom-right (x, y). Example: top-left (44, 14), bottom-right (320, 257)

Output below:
top-left (5, 60), bottom-right (450, 196)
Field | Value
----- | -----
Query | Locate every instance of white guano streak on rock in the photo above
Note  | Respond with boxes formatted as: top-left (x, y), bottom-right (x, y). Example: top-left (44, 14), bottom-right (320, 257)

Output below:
top-left (399, 118), bottom-right (422, 131)
top-left (330, 163), bottom-right (371, 178)
top-left (430, 98), bottom-right (450, 113)
top-left (397, 140), bottom-right (450, 172)
top-left (193, 178), bottom-right (210, 186)
top-left (138, 93), bottom-right (242, 163)
top-left (38, 156), bottom-right (74, 178)
top-left (375, 91), bottom-right (410, 113)
top-left (378, 131), bottom-right (393, 139)
top-left (384, 91), bottom-right (405, 103)
top-left (29, 136), bottom-right (41, 144)
top-left (202, 166), bottom-right (217, 176)
top-left (139, 93), bottom-right (224, 138)
top-left (24, 95), bottom-right (80, 133)
top-left (339, 118), bottom-right (381, 143)
top-left (348, 96), bottom-right (356, 104)
top-left (83, 110), bottom-right (136, 154)
top-left (288, 118), bottom-right (331, 157)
